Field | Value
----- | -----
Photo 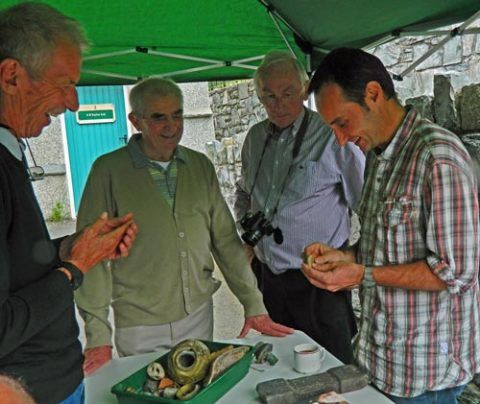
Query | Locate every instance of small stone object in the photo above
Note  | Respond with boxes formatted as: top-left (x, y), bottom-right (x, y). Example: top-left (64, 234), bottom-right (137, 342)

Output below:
top-left (256, 364), bottom-right (370, 404)
top-left (253, 342), bottom-right (279, 366)
top-left (158, 377), bottom-right (175, 389)
top-left (146, 361), bottom-right (165, 380)
top-left (316, 391), bottom-right (349, 403)
top-left (163, 387), bottom-right (178, 398)
top-left (204, 345), bottom-right (250, 385)
top-left (142, 378), bottom-right (159, 393)
top-left (301, 252), bottom-right (315, 266)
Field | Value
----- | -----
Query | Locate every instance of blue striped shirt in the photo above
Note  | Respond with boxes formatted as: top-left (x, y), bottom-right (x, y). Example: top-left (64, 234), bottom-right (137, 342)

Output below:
top-left (234, 109), bottom-right (365, 273)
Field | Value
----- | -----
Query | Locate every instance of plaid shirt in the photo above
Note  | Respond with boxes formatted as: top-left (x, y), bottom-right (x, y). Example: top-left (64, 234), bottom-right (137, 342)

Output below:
top-left (355, 108), bottom-right (480, 397)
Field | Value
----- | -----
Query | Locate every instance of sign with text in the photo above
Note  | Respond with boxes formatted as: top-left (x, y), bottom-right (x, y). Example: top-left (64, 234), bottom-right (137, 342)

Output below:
top-left (76, 104), bottom-right (116, 124)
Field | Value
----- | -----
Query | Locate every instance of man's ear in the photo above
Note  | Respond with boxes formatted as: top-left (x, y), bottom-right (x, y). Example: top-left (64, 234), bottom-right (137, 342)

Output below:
top-left (364, 81), bottom-right (383, 108)
top-left (128, 112), bottom-right (142, 131)
top-left (0, 59), bottom-right (23, 95)
top-left (303, 80), bottom-right (310, 101)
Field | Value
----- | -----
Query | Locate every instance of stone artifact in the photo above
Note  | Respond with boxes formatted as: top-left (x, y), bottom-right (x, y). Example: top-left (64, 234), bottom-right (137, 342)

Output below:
top-left (120, 340), bottom-right (253, 400)
top-left (302, 252), bottom-right (315, 266)
top-left (163, 387), bottom-right (178, 398)
top-left (207, 344), bottom-right (234, 362)
top-left (253, 341), bottom-right (278, 366)
top-left (256, 364), bottom-right (370, 404)
top-left (204, 346), bottom-right (250, 386)
top-left (146, 361), bottom-right (165, 380)
top-left (142, 378), bottom-right (158, 393)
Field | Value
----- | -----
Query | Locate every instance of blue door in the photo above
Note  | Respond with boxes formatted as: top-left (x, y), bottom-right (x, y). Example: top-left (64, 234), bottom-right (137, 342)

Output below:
top-left (64, 85), bottom-right (128, 213)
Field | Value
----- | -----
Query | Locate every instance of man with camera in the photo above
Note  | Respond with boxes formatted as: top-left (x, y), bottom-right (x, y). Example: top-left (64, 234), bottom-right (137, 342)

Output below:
top-left (234, 51), bottom-right (365, 364)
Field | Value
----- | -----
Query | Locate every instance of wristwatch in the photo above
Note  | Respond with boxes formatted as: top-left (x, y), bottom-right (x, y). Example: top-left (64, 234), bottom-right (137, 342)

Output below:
top-left (362, 265), bottom-right (376, 288)
top-left (58, 261), bottom-right (84, 290)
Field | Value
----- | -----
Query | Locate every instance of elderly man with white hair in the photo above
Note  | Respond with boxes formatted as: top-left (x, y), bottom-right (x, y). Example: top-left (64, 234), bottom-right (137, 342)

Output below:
top-left (234, 50), bottom-right (365, 364)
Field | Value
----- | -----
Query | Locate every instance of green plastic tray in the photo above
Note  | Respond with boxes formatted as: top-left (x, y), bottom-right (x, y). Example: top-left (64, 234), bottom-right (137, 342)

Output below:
top-left (111, 341), bottom-right (253, 403)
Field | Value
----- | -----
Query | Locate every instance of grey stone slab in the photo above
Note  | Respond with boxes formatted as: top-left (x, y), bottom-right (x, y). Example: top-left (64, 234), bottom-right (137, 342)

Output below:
top-left (415, 43), bottom-right (443, 70)
top-left (433, 74), bottom-right (459, 132)
top-left (256, 373), bottom-right (338, 404)
top-left (256, 365), bottom-right (369, 404)
top-left (238, 82), bottom-right (249, 100)
top-left (443, 36), bottom-right (463, 66)
top-left (458, 84), bottom-right (480, 131)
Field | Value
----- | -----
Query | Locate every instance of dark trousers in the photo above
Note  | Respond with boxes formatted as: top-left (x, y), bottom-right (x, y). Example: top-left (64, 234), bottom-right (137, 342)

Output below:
top-left (252, 257), bottom-right (357, 364)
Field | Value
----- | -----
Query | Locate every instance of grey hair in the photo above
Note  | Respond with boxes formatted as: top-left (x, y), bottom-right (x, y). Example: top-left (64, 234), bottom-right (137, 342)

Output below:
top-left (254, 50), bottom-right (309, 95)
top-left (0, 2), bottom-right (89, 80)
top-left (129, 78), bottom-right (183, 116)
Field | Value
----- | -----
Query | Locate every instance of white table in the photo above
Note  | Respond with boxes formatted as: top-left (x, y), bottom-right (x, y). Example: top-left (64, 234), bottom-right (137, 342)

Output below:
top-left (85, 330), bottom-right (392, 403)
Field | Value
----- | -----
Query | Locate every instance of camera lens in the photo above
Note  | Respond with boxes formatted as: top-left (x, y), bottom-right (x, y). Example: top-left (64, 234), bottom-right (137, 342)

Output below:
top-left (241, 230), bottom-right (263, 247)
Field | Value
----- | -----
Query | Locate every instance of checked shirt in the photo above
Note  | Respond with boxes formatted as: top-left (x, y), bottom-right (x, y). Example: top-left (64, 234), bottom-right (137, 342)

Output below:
top-left (354, 108), bottom-right (480, 397)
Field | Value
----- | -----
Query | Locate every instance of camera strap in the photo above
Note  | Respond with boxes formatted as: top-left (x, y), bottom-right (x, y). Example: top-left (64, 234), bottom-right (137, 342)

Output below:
top-left (248, 107), bottom-right (311, 217)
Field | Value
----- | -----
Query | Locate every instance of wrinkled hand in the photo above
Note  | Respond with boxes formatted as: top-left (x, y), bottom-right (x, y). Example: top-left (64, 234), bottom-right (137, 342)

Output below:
top-left (301, 260), bottom-right (364, 292)
top-left (64, 212), bottom-right (137, 273)
top-left (303, 242), bottom-right (345, 265)
top-left (97, 214), bottom-right (138, 260)
top-left (243, 244), bottom-right (255, 264)
top-left (83, 345), bottom-right (112, 376)
top-left (238, 314), bottom-right (294, 338)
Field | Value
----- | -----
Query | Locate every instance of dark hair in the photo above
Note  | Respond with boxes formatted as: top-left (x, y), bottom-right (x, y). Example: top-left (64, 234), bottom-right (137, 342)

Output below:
top-left (308, 48), bottom-right (396, 105)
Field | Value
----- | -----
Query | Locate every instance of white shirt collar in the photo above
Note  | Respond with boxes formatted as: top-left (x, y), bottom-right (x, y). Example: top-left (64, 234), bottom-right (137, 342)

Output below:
top-left (0, 126), bottom-right (23, 161)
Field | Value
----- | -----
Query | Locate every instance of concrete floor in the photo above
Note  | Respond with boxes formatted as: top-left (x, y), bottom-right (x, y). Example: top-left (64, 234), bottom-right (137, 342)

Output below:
top-left (46, 220), bottom-right (244, 353)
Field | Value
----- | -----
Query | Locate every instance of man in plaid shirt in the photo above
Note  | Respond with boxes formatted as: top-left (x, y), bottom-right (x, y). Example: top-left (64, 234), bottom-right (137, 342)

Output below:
top-left (303, 47), bottom-right (480, 403)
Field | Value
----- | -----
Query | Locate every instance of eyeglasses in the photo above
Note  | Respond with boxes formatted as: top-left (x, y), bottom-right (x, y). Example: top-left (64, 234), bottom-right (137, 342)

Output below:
top-left (260, 89), bottom-right (303, 106)
top-left (21, 139), bottom-right (45, 181)
top-left (140, 111), bottom-right (184, 125)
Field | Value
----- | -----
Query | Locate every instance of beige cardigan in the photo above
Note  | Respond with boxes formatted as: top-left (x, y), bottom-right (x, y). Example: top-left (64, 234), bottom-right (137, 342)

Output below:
top-left (75, 137), bottom-right (266, 348)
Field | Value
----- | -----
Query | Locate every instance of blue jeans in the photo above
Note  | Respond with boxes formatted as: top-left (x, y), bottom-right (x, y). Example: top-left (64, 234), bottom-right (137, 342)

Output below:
top-left (384, 385), bottom-right (466, 404)
top-left (60, 382), bottom-right (85, 404)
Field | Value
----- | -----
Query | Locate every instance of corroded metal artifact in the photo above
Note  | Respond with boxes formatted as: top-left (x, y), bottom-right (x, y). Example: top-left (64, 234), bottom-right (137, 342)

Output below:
top-left (168, 339), bottom-right (211, 385)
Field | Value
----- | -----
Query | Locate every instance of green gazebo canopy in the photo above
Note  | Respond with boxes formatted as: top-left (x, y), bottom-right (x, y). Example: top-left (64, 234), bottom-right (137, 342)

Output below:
top-left (2, 0), bottom-right (479, 85)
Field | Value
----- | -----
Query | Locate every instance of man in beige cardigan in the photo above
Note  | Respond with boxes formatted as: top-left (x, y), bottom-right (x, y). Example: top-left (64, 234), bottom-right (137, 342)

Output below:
top-left (75, 78), bottom-right (293, 375)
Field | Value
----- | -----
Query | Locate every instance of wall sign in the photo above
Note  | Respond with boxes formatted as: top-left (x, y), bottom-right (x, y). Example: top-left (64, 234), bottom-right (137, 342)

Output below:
top-left (76, 104), bottom-right (116, 124)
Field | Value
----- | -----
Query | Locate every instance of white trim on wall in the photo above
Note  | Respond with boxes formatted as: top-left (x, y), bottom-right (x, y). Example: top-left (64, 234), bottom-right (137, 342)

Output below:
top-left (123, 84), bottom-right (135, 138)
top-left (60, 114), bottom-right (77, 220)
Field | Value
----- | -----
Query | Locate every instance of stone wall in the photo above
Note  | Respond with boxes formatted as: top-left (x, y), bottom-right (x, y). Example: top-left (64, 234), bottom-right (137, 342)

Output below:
top-left (208, 27), bottom-right (480, 200)
top-left (210, 81), bottom-right (266, 140)
top-left (208, 81), bottom-right (266, 206)
top-left (374, 24), bottom-right (480, 100)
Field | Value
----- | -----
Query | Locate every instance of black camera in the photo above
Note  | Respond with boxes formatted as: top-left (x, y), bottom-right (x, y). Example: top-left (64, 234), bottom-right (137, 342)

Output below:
top-left (240, 211), bottom-right (283, 247)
